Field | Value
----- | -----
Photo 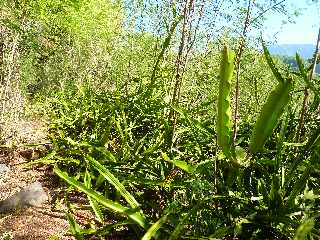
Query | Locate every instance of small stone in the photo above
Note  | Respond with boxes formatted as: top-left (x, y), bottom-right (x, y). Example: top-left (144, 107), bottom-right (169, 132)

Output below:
top-left (0, 181), bottom-right (48, 214)
top-left (0, 164), bottom-right (10, 184)
top-left (20, 181), bottom-right (48, 206)
top-left (0, 164), bottom-right (9, 174)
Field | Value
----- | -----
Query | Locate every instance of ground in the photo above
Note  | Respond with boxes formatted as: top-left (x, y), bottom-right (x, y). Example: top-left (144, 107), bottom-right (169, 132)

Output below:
top-left (0, 120), bottom-right (71, 240)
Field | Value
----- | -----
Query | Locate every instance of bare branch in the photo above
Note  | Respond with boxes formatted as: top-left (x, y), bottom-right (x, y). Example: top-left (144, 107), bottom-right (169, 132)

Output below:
top-left (250, 0), bottom-right (287, 24)
top-left (232, 0), bottom-right (254, 144)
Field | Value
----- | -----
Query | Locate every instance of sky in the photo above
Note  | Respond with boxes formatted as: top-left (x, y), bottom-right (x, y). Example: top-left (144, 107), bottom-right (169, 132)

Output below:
top-left (263, 0), bottom-right (320, 44)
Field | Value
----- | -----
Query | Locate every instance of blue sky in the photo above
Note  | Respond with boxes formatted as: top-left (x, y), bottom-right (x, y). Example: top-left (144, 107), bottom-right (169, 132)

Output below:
top-left (263, 0), bottom-right (319, 44)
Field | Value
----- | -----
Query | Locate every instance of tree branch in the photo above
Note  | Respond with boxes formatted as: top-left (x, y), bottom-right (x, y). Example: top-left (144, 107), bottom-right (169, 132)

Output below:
top-left (232, 0), bottom-right (254, 144)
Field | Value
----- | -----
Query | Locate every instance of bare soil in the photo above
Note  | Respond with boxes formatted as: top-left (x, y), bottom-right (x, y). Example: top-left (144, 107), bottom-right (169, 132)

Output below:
top-left (0, 119), bottom-right (72, 240)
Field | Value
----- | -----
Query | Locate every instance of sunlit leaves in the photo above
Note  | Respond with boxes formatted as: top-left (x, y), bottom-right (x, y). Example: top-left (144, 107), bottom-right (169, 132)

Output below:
top-left (217, 45), bottom-right (235, 158)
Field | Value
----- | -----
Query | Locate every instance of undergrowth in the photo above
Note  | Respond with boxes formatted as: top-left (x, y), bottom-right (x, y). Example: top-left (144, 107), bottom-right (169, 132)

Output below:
top-left (1, 0), bottom-right (320, 239)
top-left (36, 50), bottom-right (320, 238)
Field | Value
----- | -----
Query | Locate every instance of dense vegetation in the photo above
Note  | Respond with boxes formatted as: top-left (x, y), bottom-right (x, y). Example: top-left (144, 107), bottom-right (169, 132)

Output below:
top-left (279, 55), bottom-right (320, 74)
top-left (1, 0), bottom-right (320, 239)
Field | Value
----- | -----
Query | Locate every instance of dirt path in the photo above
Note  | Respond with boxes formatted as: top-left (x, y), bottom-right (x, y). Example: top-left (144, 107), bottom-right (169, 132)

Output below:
top-left (0, 120), bottom-right (71, 240)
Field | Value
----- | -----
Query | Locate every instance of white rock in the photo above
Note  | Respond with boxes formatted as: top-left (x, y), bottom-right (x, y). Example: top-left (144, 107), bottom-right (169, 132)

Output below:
top-left (0, 164), bottom-right (10, 185)
top-left (0, 181), bottom-right (48, 213)
top-left (0, 164), bottom-right (9, 174)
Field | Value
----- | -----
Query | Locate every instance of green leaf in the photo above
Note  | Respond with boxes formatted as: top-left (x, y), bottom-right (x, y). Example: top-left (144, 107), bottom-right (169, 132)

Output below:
top-left (209, 226), bottom-right (232, 238)
top-left (87, 156), bottom-right (141, 210)
top-left (294, 218), bottom-right (314, 240)
top-left (141, 213), bottom-right (168, 240)
top-left (235, 146), bottom-right (246, 162)
top-left (84, 170), bottom-right (104, 223)
top-left (54, 166), bottom-right (148, 229)
top-left (306, 127), bottom-right (320, 150)
top-left (162, 152), bottom-right (195, 174)
top-left (283, 141), bottom-right (307, 147)
top-left (168, 206), bottom-right (198, 240)
top-left (65, 212), bottom-right (84, 240)
top-left (269, 175), bottom-right (283, 210)
top-left (258, 179), bottom-right (270, 206)
top-left (288, 165), bottom-right (312, 206)
top-left (261, 39), bottom-right (284, 84)
top-left (249, 43), bottom-right (293, 154)
top-left (296, 53), bottom-right (312, 89)
top-left (171, 105), bottom-right (212, 137)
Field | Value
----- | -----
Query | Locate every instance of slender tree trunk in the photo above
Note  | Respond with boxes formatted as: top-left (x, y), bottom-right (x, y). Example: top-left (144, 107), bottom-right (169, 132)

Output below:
top-left (168, 0), bottom-right (195, 148)
top-left (296, 27), bottom-right (320, 142)
top-left (232, 0), bottom-right (254, 144)
top-left (0, 27), bottom-right (4, 85)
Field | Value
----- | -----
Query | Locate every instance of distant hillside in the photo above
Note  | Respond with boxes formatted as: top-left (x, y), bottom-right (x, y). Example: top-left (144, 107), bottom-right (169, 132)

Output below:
top-left (269, 44), bottom-right (320, 73)
top-left (269, 44), bottom-right (315, 59)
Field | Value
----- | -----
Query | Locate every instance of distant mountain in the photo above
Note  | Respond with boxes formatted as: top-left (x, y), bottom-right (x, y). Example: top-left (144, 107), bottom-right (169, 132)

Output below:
top-left (269, 44), bottom-right (320, 73)
top-left (269, 44), bottom-right (316, 59)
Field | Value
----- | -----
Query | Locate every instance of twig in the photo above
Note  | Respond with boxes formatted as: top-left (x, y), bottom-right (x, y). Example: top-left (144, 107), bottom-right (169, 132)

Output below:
top-left (250, 0), bottom-right (287, 24)
top-left (168, 0), bottom-right (195, 148)
top-left (147, 17), bottom-right (181, 94)
top-left (0, 28), bottom-right (4, 85)
top-left (232, 0), bottom-right (254, 144)
top-left (0, 141), bottom-right (52, 149)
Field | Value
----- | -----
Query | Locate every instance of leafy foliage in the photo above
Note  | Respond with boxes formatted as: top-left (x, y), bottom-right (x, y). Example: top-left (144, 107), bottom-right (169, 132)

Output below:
top-left (1, 0), bottom-right (320, 239)
top-left (249, 42), bottom-right (293, 154)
